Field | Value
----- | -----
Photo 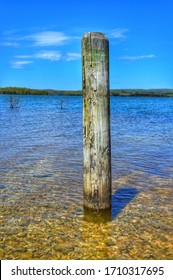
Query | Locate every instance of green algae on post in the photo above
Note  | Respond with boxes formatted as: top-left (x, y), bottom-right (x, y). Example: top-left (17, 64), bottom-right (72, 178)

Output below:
top-left (82, 32), bottom-right (112, 212)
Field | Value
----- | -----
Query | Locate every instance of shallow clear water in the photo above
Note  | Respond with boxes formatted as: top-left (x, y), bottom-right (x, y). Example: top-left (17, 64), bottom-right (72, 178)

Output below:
top-left (0, 95), bottom-right (173, 259)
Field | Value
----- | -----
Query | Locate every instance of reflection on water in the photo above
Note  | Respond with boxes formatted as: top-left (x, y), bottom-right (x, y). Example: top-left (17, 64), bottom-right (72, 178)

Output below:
top-left (0, 95), bottom-right (173, 259)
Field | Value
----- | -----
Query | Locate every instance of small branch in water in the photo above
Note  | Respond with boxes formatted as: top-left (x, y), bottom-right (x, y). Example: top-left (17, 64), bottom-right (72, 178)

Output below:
top-left (60, 99), bottom-right (66, 110)
top-left (6, 95), bottom-right (20, 109)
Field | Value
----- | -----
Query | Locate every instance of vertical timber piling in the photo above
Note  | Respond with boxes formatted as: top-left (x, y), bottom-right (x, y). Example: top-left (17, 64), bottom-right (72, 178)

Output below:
top-left (82, 32), bottom-right (112, 215)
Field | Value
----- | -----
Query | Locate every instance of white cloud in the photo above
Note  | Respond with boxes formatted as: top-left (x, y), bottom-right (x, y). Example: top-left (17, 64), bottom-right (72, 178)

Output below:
top-left (16, 51), bottom-right (61, 61)
top-left (15, 51), bottom-right (81, 62)
top-left (1, 30), bottom-right (71, 48)
top-left (109, 28), bottom-right (129, 39)
top-left (11, 60), bottom-right (33, 69)
top-left (118, 54), bottom-right (156, 61)
top-left (35, 51), bottom-right (61, 61)
top-left (66, 52), bottom-right (81, 61)
top-left (27, 31), bottom-right (70, 46)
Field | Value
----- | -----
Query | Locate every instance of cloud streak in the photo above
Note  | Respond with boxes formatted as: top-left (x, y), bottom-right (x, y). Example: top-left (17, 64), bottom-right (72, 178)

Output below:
top-left (118, 54), bottom-right (156, 61)
top-left (35, 51), bottom-right (61, 60)
top-left (12, 50), bottom-right (80, 69)
top-left (15, 50), bottom-right (81, 63)
top-left (16, 51), bottom-right (62, 61)
top-left (109, 28), bottom-right (129, 39)
top-left (1, 30), bottom-right (74, 48)
top-left (26, 31), bottom-right (70, 46)
top-left (11, 60), bottom-right (33, 69)
top-left (66, 52), bottom-right (81, 61)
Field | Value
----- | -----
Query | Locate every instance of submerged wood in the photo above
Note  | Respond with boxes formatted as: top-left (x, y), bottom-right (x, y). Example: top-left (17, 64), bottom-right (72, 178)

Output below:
top-left (82, 32), bottom-right (112, 211)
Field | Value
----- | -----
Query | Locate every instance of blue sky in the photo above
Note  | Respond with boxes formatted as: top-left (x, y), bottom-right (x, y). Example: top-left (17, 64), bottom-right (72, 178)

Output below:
top-left (1, 0), bottom-right (173, 90)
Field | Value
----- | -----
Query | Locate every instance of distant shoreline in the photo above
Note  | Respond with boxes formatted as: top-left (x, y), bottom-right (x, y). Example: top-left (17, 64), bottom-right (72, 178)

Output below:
top-left (0, 87), bottom-right (173, 97)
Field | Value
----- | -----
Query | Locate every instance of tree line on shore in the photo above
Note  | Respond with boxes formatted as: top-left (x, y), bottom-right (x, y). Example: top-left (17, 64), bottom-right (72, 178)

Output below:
top-left (0, 87), bottom-right (173, 97)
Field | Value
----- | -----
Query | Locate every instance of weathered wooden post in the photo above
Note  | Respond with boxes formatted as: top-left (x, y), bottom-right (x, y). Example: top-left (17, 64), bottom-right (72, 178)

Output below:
top-left (82, 32), bottom-right (112, 214)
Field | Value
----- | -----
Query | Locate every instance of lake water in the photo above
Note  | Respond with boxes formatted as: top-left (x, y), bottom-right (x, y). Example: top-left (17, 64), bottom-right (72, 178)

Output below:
top-left (0, 94), bottom-right (173, 259)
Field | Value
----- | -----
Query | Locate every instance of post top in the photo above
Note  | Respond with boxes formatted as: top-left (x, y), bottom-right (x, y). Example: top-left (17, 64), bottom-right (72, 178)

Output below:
top-left (83, 32), bottom-right (108, 40)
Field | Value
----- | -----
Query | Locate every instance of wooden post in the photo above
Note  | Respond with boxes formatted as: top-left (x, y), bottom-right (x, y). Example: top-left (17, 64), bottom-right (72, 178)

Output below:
top-left (82, 32), bottom-right (112, 212)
